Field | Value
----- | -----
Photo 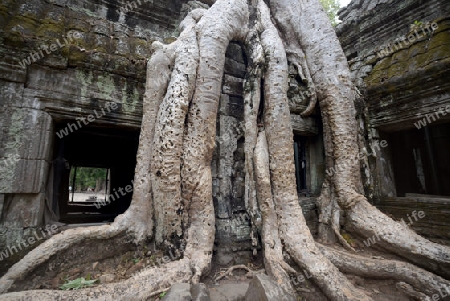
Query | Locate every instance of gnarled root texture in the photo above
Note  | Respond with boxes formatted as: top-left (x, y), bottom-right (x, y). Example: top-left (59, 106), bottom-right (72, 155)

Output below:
top-left (0, 0), bottom-right (448, 300)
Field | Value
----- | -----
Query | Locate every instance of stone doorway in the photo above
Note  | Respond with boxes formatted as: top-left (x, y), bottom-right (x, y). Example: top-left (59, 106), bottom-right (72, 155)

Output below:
top-left (388, 123), bottom-right (450, 197)
top-left (52, 123), bottom-right (139, 224)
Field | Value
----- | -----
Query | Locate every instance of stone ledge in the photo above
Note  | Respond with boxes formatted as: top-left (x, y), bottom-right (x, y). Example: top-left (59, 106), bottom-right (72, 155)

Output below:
top-left (290, 115), bottom-right (319, 136)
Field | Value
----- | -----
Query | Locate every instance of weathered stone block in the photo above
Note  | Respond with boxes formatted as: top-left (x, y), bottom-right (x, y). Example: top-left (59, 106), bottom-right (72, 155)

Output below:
top-left (26, 65), bottom-right (144, 112)
top-left (222, 75), bottom-right (243, 97)
top-left (225, 43), bottom-right (245, 64)
top-left (1, 193), bottom-right (44, 228)
top-left (210, 283), bottom-right (249, 300)
top-left (0, 81), bottom-right (24, 108)
top-left (0, 107), bottom-right (52, 160)
top-left (0, 194), bottom-right (4, 219)
top-left (0, 106), bottom-right (53, 193)
top-left (191, 283), bottom-right (211, 301)
top-left (245, 274), bottom-right (296, 301)
top-left (162, 283), bottom-right (192, 301)
top-left (224, 57), bottom-right (246, 78)
top-left (290, 114), bottom-right (318, 136)
top-left (228, 96), bottom-right (244, 119)
top-left (0, 159), bottom-right (50, 193)
top-left (0, 51), bottom-right (27, 83)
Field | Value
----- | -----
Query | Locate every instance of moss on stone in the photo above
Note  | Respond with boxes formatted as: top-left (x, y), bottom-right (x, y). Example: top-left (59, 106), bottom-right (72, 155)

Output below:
top-left (365, 55), bottom-right (379, 66)
top-left (428, 30), bottom-right (450, 51)
top-left (391, 49), bottom-right (409, 64)
top-left (424, 44), bottom-right (450, 65)
top-left (35, 21), bottom-right (65, 39)
top-left (5, 14), bottom-right (39, 37)
top-left (164, 36), bottom-right (178, 44)
top-left (91, 35), bottom-right (111, 54)
top-left (413, 52), bottom-right (431, 69)
top-left (372, 57), bottom-right (392, 72)
top-left (121, 85), bottom-right (140, 113)
top-left (0, 4), bottom-right (11, 28)
top-left (431, 17), bottom-right (450, 35)
top-left (408, 43), bottom-right (428, 58)
top-left (66, 47), bottom-right (90, 66)
top-left (1, 108), bottom-right (26, 191)
top-left (387, 60), bottom-right (409, 78)
top-left (131, 38), bottom-right (152, 59)
top-left (96, 74), bottom-right (116, 101)
top-left (341, 232), bottom-right (354, 245)
top-left (66, 5), bottom-right (98, 18)
top-left (75, 69), bottom-right (94, 98)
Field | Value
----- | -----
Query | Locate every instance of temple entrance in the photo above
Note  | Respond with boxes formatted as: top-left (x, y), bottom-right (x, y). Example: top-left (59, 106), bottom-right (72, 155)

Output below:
top-left (52, 123), bottom-right (139, 223)
top-left (388, 123), bottom-right (450, 197)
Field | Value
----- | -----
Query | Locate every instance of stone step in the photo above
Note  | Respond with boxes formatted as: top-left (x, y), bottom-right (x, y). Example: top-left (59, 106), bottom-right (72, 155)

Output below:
top-left (162, 283), bottom-right (209, 301)
top-left (161, 274), bottom-right (297, 301)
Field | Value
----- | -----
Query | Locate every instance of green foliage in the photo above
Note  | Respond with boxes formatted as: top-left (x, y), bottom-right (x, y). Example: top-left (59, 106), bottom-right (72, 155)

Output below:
top-left (410, 20), bottom-right (423, 31)
top-left (69, 167), bottom-right (107, 191)
top-left (159, 291), bottom-right (167, 298)
top-left (319, 0), bottom-right (341, 26)
top-left (59, 277), bottom-right (98, 290)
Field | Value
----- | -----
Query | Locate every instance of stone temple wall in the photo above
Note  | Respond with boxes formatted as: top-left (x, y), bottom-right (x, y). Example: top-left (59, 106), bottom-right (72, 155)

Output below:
top-left (212, 42), bottom-right (252, 266)
top-left (337, 0), bottom-right (450, 243)
top-left (0, 0), bottom-right (196, 267)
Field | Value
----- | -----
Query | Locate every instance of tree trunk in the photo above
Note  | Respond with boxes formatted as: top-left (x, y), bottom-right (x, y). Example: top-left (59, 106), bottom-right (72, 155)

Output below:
top-left (0, 0), bottom-right (448, 300)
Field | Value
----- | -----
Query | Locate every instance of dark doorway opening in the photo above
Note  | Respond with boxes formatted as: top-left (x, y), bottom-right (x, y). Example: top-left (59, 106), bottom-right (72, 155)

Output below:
top-left (52, 123), bottom-right (139, 224)
top-left (388, 123), bottom-right (450, 197)
top-left (294, 136), bottom-right (308, 194)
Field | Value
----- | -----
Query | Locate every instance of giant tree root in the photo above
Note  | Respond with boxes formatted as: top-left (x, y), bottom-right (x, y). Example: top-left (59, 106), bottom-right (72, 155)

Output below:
top-left (0, 224), bottom-right (125, 294)
top-left (347, 200), bottom-right (450, 278)
top-left (256, 1), bottom-right (371, 300)
top-left (0, 259), bottom-right (192, 300)
top-left (319, 244), bottom-right (450, 297)
top-left (1, 1), bottom-right (450, 301)
top-left (254, 131), bottom-right (296, 295)
top-left (396, 282), bottom-right (431, 301)
top-left (268, 0), bottom-right (450, 284)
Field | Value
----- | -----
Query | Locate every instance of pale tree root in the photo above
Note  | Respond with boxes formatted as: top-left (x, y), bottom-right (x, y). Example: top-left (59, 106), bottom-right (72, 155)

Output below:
top-left (243, 23), bottom-right (295, 294)
top-left (242, 27), bottom-right (264, 256)
top-left (0, 259), bottom-right (193, 301)
top-left (331, 199), bottom-right (356, 252)
top-left (396, 282), bottom-right (433, 301)
top-left (0, 0), bottom-right (248, 296)
top-left (178, 0), bottom-right (249, 284)
top-left (254, 131), bottom-right (296, 295)
top-left (347, 199), bottom-right (450, 279)
top-left (256, 1), bottom-right (371, 300)
top-left (267, 0), bottom-right (450, 283)
top-left (319, 244), bottom-right (450, 297)
top-left (150, 8), bottom-right (202, 252)
top-left (4, 1), bottom-right (447, 301)
top-left (270, 0), bottom-right (357, 254)
top-left (0, 224), bottom-right (125, 295)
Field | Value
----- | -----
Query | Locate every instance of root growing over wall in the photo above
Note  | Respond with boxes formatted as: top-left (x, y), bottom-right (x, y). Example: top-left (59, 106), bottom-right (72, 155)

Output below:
top-left (0, 0), bottom-right (448, 300)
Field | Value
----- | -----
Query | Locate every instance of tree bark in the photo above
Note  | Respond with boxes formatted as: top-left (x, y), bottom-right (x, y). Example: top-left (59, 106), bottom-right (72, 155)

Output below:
top-left (0, 0), bottom-right (449, 300)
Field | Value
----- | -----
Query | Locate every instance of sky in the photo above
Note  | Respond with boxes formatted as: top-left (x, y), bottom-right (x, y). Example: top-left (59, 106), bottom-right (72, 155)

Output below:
top-left (339, 0), bottom-right (352, 7)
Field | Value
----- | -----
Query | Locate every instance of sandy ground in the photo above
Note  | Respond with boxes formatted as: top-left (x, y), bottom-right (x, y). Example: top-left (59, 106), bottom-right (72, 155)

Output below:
top-left (69, 192), bottom-right (107, 203)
